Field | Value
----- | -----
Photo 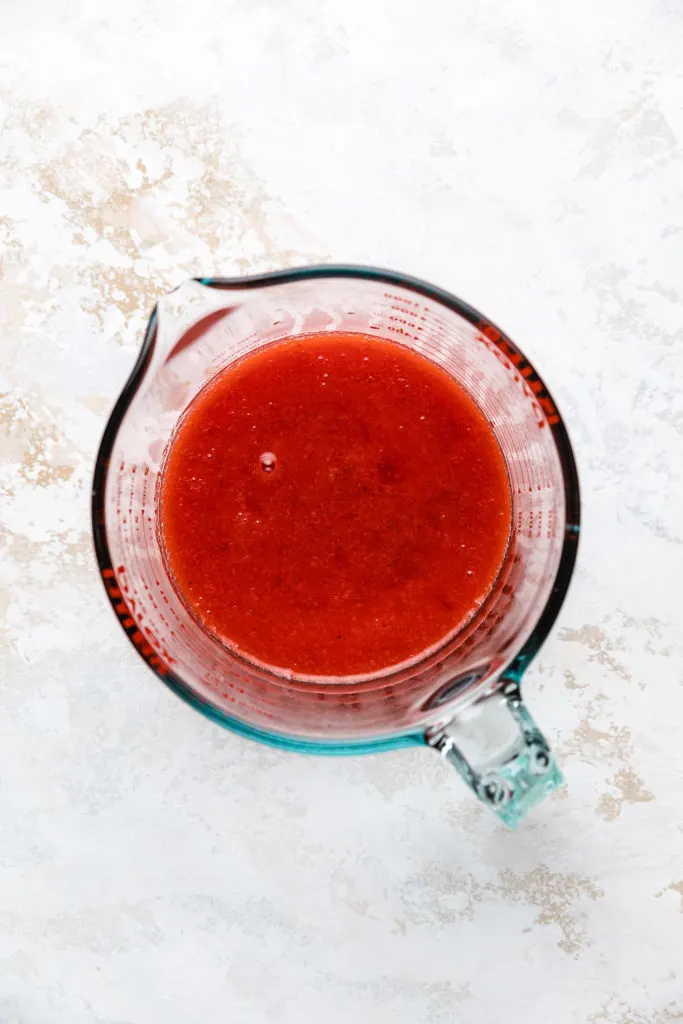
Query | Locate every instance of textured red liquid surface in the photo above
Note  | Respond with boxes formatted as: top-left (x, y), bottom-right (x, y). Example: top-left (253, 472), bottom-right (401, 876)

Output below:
top-left (159, 333), bottom-right (511, 677)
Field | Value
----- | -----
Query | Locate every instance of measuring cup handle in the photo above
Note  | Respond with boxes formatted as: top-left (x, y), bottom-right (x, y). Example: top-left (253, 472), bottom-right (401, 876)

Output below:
top-left (425, 676), bottom-right (564, 827)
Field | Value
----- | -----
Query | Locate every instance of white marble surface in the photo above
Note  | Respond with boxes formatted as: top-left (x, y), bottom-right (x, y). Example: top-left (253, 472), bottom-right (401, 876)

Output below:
top-left (1, 1), bottom-right (683, 1021)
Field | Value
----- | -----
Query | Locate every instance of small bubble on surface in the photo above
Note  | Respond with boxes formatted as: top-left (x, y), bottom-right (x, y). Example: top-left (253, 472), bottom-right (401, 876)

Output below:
top-left (259, 452), bottom-right (277, 473)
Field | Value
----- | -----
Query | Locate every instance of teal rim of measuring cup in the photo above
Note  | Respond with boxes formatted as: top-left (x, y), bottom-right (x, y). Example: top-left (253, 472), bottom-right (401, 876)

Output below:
top-left (166, 671), bottom-right (426, 755)
top-left (91, 264), bottom-right (580, 756)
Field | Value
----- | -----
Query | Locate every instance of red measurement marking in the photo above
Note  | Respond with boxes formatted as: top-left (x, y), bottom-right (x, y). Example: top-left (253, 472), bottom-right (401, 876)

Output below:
top-left (101, 565), bottom-right (171, 676)
top-left (476, 320), bottom-right (560, 429)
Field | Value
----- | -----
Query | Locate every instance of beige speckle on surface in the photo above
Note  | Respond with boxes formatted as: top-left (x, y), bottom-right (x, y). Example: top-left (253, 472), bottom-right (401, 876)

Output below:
top-left (659, 881), bottom-right (683, 914)
top-left (588, 996), bottom-right (683, 1024)
top-left (399, 862), bottom-right (602, 956)
top-left (1, 1), bottom-right (683, 1022)
top-left (596, 767), bottom-right (655, 822)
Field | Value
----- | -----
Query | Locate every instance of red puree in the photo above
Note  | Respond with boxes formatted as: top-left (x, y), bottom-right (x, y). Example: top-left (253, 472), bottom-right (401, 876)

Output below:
top-left (159, 332), bottom-right (511, 677)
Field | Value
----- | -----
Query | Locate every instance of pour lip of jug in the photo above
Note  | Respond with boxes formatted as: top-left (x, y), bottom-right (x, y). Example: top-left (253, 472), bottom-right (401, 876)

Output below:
top-left (91, 264), bottom-right (580, 754)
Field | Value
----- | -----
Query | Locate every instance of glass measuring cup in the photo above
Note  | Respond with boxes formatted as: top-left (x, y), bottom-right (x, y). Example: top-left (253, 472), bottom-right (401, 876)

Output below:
top-left (91, 266), bottom-right (580, 826)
